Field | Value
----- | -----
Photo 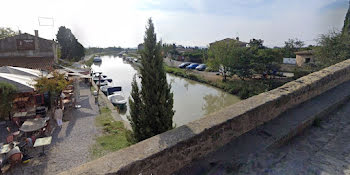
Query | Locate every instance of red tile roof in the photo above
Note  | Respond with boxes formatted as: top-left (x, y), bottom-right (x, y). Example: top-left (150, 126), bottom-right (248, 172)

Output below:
top-left (0, 57), bottom-right (54, 70)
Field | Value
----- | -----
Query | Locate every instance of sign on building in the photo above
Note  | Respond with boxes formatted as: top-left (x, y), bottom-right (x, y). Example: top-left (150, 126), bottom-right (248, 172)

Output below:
top-left (16, 39), bottom-right (35, 50)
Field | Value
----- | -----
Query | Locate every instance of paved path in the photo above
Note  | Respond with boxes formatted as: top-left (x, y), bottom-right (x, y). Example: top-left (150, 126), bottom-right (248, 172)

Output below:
top-left (7, 81), bottom-right (100, 175)
top-left (236, 100), bottom-right (350, 175)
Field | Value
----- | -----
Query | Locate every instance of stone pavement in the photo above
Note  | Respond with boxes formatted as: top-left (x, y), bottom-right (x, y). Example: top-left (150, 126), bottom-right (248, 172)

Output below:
top-left (5, 81), bottom-right (100, 175)
top-left (177, 80), bottom-right (350, 175)
top-left (237, 99), bottom-right (350, 175)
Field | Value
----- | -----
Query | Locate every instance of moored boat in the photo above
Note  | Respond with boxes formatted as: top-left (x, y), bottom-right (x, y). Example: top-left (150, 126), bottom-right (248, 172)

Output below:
top-left (93, 57), bottom-right (102, 63)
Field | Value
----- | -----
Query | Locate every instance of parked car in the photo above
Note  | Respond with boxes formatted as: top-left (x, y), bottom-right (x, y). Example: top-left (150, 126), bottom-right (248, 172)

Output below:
top-left (196, 64), bottom-right (206, 71)
top-left (178, 62), bottom-right (191, 69)
top-left (186, 63), bottom-right (199, 69)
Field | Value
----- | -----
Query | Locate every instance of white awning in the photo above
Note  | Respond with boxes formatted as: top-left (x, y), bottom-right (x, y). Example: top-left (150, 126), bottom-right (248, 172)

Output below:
top-left (0, 73), bottom-right (35, 92)
top-left (0, 66), bottom-right (48, 78)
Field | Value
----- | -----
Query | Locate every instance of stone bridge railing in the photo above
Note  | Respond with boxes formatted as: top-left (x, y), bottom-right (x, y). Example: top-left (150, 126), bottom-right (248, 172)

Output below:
top-left (60, 59), bottom-right (350, 175)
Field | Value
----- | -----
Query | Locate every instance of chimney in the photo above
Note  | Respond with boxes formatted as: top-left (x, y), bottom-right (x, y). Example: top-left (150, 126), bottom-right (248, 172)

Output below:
top-left (34, 30), bottom-right (39, 37)
top-left (19, 30), bottom-right (21, 35)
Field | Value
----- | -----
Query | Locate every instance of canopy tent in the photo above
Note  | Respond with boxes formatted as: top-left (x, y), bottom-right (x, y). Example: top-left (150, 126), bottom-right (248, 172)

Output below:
top-left (0, 66), bottom-right (48, 78)
top-left (0, 73), bottom-right (35, 92)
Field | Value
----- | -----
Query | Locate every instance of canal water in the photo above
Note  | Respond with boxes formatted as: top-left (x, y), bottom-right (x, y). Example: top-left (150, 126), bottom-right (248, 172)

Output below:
top-left (91, 55), bottom-right (240, 126)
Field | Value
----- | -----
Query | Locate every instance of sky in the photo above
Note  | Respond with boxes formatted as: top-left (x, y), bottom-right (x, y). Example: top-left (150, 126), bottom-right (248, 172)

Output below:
top-left (0, 0), bottom-right (348, 48)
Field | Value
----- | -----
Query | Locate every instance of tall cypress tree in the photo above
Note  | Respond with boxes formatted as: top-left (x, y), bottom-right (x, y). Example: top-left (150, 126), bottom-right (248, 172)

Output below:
top-left (342, 1), bottom-right (350, 35)
top-left (128, 18), bottom-right (174, 142)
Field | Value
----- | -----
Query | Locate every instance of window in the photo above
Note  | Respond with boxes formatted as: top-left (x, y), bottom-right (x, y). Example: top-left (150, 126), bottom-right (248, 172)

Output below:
top-left (305, 58), bottom-right (311, 63)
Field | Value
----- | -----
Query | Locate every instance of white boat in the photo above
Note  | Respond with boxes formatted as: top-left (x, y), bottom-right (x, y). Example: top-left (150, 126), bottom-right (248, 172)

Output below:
top-left (93, 57), bottom-right (102, 63)
top-left (106, 86), bottom-right (127, 108)
top-left (96, 80), bottom-right (108, 86)
top-left (108, 93), bottom-right (127, 108)
top-left (100, 85), bottom-right (111, 95)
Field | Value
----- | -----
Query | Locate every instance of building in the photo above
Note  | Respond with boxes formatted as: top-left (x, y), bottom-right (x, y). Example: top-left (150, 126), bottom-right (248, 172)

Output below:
top-left (295, 50), bottom-right (314, 67)
top-left (283, 58), bottom-right (296, 65)
top-left (209, 37), bottom-right (248, 48)
top-left (138, 43), bottom-right (144, 51)
top-left (0, 30), bottom-right (58, 70)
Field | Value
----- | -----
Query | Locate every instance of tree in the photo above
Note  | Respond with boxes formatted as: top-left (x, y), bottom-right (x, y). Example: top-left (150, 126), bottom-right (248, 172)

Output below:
top-left (251, 48), bottom-right (282, 76)
top-left (34, 71), bottom-right (70, 107)
top-left (249, 38), bottom-right (265, 49)
top-left (208, 40), bottom-right (239, 81)
top-left (128, 19), bottom-right (175, 142)
top-left (0, 83), bottom-right (17, 120)
top-left (314, 30), bottom-right (350, 67)
top-left (231, 47), bottom-right (255, 80)
top-left (0, 27), bottom-right (17, 39)
top-left (56, 26), bottom-right (85, 61)
top-left (283, 38), bottom-right (305, 57)
top-left (342, 1), bottom-right (350, 35)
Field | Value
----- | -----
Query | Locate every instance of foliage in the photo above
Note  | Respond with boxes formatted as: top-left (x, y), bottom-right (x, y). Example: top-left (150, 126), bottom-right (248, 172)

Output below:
top-left (85, 47), bottom-right (123, 55)
top-left (56, 26), bottom-right (85, 61)
top-left (208, 39), bottom-right (284, 81)
top-left (251, 48), bottom-right (282, 75)
top-left (0, 83), bottom-right (17, 120)
top-left (291, 68), bottom-right (314, 80)
top-left (283, 38), bottom-right (305, 58)
top-left (342, 3), bottom-right (350, 35)
top-left (34, 71), bottom-right (69, 101)
top-left (164, 65), bottom-right (286, 99)
top-left (84, 55), bottom-right (95, 67)
top-left (92, 107), bottom-right (133, 159)
top-left (0, 27), bottom-right (17, 39)
top-left (128, 19), bottom-right (175, 142)
top-left (207, 39), bottom-right (239, 81)
top-left (249, 38), bottom-right (265, 49)
top-left (314, 30), bottom-right (350, 67)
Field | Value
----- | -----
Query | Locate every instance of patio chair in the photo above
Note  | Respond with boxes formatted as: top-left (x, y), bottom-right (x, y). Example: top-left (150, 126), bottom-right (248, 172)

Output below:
top-left (6, 135), bottom-right (13, 144)
top-left (8, 153), bottom-right (23, 170)
top-left (12, 118), bottom-right (21, 128)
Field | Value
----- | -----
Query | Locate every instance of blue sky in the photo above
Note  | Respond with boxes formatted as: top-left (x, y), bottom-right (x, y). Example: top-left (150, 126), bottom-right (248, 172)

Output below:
top-left (0, 0), bottom-right (348, 47)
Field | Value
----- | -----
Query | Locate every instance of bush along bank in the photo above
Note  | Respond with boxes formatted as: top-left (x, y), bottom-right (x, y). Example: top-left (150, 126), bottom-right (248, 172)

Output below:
top-left (164, 65), bottom-right (286, 99)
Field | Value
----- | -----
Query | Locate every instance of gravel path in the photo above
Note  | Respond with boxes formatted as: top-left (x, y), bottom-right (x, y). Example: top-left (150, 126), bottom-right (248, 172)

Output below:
top-left (6, 81), bottom-right (100, 175)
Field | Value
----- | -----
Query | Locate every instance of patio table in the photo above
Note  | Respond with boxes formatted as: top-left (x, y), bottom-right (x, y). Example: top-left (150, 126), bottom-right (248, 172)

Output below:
top-left (63, 89), bottom-right (73, 94)
top-left (34, 136), bottom-right (52, 156)
top-left (19, 118), bottom-right (47, 133)
top-left (0, 142), bottom-right (20, 155)
top-left (13, 112), bottom-right (27, 118)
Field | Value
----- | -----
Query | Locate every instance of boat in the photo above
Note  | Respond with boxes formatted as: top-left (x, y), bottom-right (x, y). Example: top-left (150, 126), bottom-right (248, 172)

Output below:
top-left (107, 86), bottom-right (127, 109)
top-left (108, 93), bottom-right (127, 108)
top-left (96, 80), bottom-right (108, 86)
top-left (100, 85), bottom-right (111, 95)
top-left (93, 57), bottom-right (102, 63)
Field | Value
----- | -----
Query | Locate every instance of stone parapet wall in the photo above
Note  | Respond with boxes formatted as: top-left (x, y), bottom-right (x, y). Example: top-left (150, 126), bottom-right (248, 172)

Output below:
top-left (60, 59), bottom-right (350, 175)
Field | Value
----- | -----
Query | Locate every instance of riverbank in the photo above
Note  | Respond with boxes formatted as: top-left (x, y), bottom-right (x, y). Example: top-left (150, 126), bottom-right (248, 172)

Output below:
top-left (91, 107), bottom-right (133, 159)
top-left (164, 65), bottom-right (287, 99)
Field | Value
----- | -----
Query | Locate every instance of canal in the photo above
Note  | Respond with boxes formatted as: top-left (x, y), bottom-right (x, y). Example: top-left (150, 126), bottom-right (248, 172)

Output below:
top-left (91, 55), bottom-right (240, 126)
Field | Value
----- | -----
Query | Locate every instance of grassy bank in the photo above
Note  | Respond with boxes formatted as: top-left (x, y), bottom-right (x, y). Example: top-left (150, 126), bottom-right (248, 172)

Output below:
top-left (91, 107), bottom-right (133, 159)
top-left (165, 65), bottom-right (286, 99)
top-left (84, 55), bottom-right (95, 67)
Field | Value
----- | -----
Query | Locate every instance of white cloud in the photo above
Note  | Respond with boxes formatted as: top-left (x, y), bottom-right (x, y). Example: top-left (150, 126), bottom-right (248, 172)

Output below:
top-left (0, 0), bottom-right (347, 47)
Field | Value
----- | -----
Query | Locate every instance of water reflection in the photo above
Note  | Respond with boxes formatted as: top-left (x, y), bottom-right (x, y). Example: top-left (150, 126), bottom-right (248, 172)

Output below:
top-left (91, 55), bottom-right (240, 127)
top-left (202, 92), bottom-right (238, 115)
